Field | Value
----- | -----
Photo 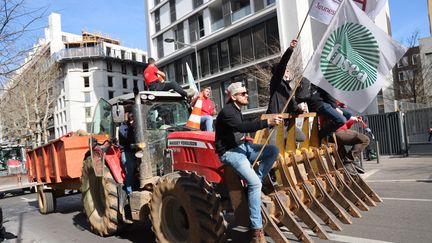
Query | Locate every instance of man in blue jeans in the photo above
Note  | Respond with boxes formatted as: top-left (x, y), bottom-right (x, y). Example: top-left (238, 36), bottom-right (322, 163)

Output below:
top-left (119, 112), bottom-right (136, 195)
top-left (215, 82), bottom-right (282, 243)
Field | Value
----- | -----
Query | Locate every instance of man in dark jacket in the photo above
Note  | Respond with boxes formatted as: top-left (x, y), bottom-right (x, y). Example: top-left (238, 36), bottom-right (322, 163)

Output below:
top-left (215, 82), bottom-right (282, 243)
top-left (266, 39), bottom-right (308, 143)
top-left (306, 84), bottom-right (347, 140)
top-left (119, 112), bottom-right (136, 195)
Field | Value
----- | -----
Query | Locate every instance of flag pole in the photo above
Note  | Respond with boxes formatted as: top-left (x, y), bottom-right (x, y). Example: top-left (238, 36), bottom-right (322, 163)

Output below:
top-left (296, 0), bottom-right (317, 39)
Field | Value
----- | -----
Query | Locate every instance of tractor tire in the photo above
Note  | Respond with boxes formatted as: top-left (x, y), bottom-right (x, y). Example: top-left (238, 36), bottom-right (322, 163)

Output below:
top-left (81, 156), bottom-right (122, 236)
top-left (37, 186), bottom-right (56, 214)
top-left (150, 171), bottom-right (227, 243)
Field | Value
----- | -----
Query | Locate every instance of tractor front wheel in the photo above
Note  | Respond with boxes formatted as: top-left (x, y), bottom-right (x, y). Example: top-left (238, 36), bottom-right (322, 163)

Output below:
top-left (81, 156), bottom-right (122, 236)
top-left (150, 171), bottom-right (226, 243)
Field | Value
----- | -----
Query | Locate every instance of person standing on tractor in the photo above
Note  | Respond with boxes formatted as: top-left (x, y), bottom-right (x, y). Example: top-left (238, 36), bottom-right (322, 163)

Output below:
top-left (119, 112), bottom-right (136, 195)
top-left (144, 57), bottom-right (194, 99)
top-left (215, 82), bottom-right (282, 243)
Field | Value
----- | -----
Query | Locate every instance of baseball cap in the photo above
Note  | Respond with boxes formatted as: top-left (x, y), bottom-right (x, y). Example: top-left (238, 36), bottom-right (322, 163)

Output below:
top-left (225, 82), bottom-right (247, 103)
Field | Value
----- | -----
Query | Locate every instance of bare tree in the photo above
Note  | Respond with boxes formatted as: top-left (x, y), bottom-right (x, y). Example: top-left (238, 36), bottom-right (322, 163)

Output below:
top-left (0, 0), bottom-right (45, 88)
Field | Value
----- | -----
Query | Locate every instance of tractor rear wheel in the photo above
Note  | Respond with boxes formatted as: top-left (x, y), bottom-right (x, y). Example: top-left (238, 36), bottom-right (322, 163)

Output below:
top-left (150, 171), bottom-right (226, 243)
top-left (37, 186), bottom-right (56, 214)
top-left (81, 156), bottom-right (122, 236)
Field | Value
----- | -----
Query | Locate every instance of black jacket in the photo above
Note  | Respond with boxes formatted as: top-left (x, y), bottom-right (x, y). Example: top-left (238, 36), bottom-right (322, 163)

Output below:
top-left (266, 48), bottom-right (310, 114)
top-left (305, 84), bottom-right (338, 112)
top-left (215, 102), bottom-right (268, 156)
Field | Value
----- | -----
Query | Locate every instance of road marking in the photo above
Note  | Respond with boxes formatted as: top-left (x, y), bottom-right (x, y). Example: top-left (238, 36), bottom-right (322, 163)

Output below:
top-left (362, 169), bottom-right (379, 179)
top-left (382, 197), bottom-right (432, 202)
top-left (367, 179), bottom-right (432, 183)
top-left (290, 229), bottom-right (394, 243)
top-left (21, 197), bottom-right (37, 202)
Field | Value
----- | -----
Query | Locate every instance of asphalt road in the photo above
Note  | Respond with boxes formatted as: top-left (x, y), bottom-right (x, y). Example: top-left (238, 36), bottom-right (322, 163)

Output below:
top-left (1, 156), bottom-right (431, 243)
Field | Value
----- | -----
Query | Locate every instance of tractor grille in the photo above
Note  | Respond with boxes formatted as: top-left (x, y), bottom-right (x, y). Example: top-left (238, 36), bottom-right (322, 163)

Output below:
top-left (183, 147), bottom-right (197, 163)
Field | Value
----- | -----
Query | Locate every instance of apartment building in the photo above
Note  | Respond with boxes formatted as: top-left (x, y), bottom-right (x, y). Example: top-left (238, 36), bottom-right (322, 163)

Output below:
top-left (145, 0), bottom-right (393, 115)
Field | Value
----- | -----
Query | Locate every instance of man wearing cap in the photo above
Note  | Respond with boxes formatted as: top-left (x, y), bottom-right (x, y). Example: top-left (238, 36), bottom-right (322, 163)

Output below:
top-left (215, 82), bottom-right (283, 243)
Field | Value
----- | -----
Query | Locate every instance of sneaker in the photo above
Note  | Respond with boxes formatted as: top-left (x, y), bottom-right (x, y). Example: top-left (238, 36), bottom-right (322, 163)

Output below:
top-left (251, 228), bottom-right (266, 243)
top-left (352, 158), bottom-right (365, 174)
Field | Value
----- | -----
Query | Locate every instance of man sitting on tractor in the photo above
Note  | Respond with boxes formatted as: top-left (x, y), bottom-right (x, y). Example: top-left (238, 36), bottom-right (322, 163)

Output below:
top-left (215, 82), bottom-right (282, 243)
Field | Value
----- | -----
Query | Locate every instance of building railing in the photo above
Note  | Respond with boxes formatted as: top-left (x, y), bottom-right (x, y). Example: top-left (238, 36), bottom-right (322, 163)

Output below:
top-left (232, 5), bottom-right (251, 22)
top-left (51, 46), bottom-right (144, 63)
top-left (211, 18), bottom-right (224, 32)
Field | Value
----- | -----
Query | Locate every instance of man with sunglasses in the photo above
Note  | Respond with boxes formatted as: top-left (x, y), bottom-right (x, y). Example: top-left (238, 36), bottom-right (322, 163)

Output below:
top-left (215, 82), bottom-right (283, 243)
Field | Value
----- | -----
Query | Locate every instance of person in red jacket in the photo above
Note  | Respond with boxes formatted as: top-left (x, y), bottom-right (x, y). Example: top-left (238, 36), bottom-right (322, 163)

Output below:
top-left (144, 57), bottom-right (194, 99)
top-left (191, 86), bottom-right (216, 131)
top-left (335, 115), bottom-right (370, 174)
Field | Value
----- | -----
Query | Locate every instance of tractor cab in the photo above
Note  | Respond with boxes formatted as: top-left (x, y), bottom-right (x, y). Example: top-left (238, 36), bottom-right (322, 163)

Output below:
top-left (89, 91), bottom-right (190, 183)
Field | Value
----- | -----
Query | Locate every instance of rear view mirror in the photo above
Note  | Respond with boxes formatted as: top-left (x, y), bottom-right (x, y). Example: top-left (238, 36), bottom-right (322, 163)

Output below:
top-left (112, 105), bottom-right (125, 123)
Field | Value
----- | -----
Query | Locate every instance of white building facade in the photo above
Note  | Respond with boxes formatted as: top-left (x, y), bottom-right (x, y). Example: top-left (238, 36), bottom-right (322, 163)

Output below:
top-left (44, 13), bottom-right (148, 139)
top-left (145, 0), bottom-right (393, 115)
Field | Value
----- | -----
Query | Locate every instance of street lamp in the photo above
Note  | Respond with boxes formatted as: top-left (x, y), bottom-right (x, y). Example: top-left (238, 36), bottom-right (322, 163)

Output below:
top-left (164, 38), bottom-right (200, 90)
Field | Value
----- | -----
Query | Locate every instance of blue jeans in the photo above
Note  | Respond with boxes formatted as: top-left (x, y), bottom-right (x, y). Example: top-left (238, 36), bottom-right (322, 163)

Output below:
top-left (220, 142), bottom-right (279, 230)
top-left (121, 151), bottom-right (136, 195)
top-left (317, 103), bottom-right (347, 140)
top-left (200, 115), bottom-right (213, 131)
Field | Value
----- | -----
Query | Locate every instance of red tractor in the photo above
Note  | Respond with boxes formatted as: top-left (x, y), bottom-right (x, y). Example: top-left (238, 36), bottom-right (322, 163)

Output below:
top-left (82, 90), bottom-right (382, 242)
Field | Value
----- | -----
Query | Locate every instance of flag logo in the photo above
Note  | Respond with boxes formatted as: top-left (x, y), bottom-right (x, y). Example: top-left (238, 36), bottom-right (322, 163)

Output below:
top-left (320, 23), bottom-right (379, 91)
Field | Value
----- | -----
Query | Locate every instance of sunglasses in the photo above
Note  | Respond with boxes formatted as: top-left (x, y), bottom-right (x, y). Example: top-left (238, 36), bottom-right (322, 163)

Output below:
top-left (235, 91), bottom-right (248, 97)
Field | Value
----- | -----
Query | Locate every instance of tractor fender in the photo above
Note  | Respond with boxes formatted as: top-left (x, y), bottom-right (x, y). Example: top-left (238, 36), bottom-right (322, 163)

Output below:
top-left (104, 146), bottom-right (125, 184)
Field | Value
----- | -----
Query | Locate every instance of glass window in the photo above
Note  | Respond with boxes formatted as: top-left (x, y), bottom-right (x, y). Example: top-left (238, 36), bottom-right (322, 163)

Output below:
top-left (209, 44), bottom-right (219, 74)
top-left (189, 15), bottom-right (198, 43)
top-left (106, 47), bottom-right (111, 56)
top-left (108, 91), bottom-right (115, 99)
top-left (398, 56), bottom-right (408, 67)
top-left (91, 98), bottom-right (114, 136)
top-left (266, 17), bottom-right (280, 54)
top-left (198, 15), bottom-right (204, 38)
top-left (240, 29), bottom-right (253, 63)
top-left (86, 122), bottom-right (92, 132)
top-left (133, 79), bottom-right (138, 89)
top-left (253, 23), bottom-right (267, 59)
top-left (121, 64), bottom-right (127, 74)
top-left (412, 54), bottom-right (419, 65)
top-left (170, 0), bottom-right (176, 23)
top-left (398, 71), bottom-right (405, 81)
top-left (84, 77), bottom-right (90, 88)
top-left (229, 35), bottom-right (241, 66)
top-left (199, 48), bottom-right (210, 77)
top-left (193, 0), bottom-right (203, 9)
top-left (175, 59), bottom-right (183, 84)
top-left (107, 61), bottom-right (113, 72)
top-left (246, 77), bottom-right (258, 109)
top-left (210, 82), bottom-right (221, 113)
top-left (146, 102), bottom-right (189, 130)
top-left (132, 52), bottom-right (136, 61)
top-left (85, 107), bottom-right (92, 118)
top-left (121, 50), bottom-right (125, 59)
top-left (84, 92), bottom-right (91, 102)
top-left (123, 78), bottom-right (128, 89)
top-left (157, 35), bottom-right (164, 59)
top-left (132, 66), bottom-right (138, 76)
top-left (174, 22), bottom-right (184, 48)
top-left (219, 40), bottom-right (230, 70)
top-left (83, 62), bottom-right (89, 72)
top-left (108, 76), bottom-right (113, 87)
top-left (155, 9), bottom-right (160, 32)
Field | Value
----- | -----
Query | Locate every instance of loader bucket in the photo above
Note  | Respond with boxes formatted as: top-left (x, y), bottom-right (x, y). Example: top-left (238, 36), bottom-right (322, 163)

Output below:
top-left (249, 113), bottom-right (382, 242)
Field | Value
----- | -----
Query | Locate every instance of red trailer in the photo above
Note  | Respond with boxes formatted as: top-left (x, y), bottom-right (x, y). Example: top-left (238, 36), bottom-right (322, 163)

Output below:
top-left (26, 133), bottom-right (106, 214)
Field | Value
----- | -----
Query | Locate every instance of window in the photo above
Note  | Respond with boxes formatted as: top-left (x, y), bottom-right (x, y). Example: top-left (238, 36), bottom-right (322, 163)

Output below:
top-left (209, 44), bottom-right (219, 74)
top-left (199, 48), bottom-right (210, 77)
top-left (398, 71), bottom-right (405, 81)
top-left (107, 61), bottom-right (113, 72)
top-left (412, 54), bottom-right (419, 65)
top-left (219, 40), bottom-right (230, 70)
top-left (133, 79), bottom-right (138, 89)
top-left (174, 22), bottom-right (184, 49)
top-left (84, 77), bottom-right (90, 88)
top-left (155, 9), bottom-right (160, 32)
top-left (175, 60), bottom-right (183, 84)
top-left (132, 52), bottom-right (136, 61)
top-left (189, 14), bottom-right (204, 42)
top-left (84, 92), bottom-right (91, 102)
top-left (121, 64), bottom-right (127, 74)
top-left (132, 66), bottom-right (138, 76)
top-left (157, 35), bottom-right (164, 58)
top-left (108, 91), bottom-right (115, 99)
top-left (123, 78), bottom-right (128, 89)
top-left (193, 0), bottom-right (203, 9)
top-left (86, 122), bottom-right (92, 132)
top-left (108, 76), bottom-right (113, 87)
top-left (170, 0), bottom-right (176, 22)
top-left (253, 23), bottom-right (267, 59)
top-left (398, 56), bottom-right (408, 67)
top-left (229, 35), bottom-right (241, 66)
top-left (154, 0), bottom-right (160, 5)
top-left (142, 55), bottom-right (146, 62)
top-left (240, 29), bottom-right (253, 63)
top-left (106, 47), bottom-right (111, 57)
top-left (121, 50), bottom-right (125, 59)
top-left (266, 17), bottom-right (280, 54)
top-left (85, 107), bottom-right (92, 118)
top-left (82, 62), bottom-right (89, 72)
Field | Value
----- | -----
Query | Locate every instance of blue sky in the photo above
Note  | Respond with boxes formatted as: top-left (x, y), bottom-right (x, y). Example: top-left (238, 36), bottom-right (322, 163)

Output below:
top-left (24, 0), bottom-right (429, 52)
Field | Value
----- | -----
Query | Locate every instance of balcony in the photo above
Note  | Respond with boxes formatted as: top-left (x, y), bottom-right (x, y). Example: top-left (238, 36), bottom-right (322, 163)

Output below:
top-left (211, 18), bottom-right (224, 32)
top-left (232, 5), bottom-right (251, 22)
top-left (51, 46), bottom-right (143, 63)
